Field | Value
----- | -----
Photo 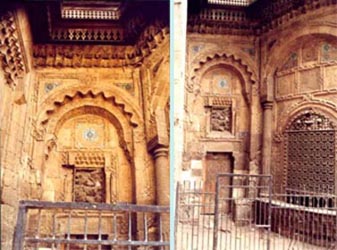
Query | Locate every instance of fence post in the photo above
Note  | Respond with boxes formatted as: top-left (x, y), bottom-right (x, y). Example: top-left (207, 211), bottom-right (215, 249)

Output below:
top-left (213, 176), bottom-right (220, 250)
top-left (267, 176), bottom-right (272, 250)
top-left (174, 182), bottom-right (180, 250)
top-left (12, 201), bottom-right (27, 250)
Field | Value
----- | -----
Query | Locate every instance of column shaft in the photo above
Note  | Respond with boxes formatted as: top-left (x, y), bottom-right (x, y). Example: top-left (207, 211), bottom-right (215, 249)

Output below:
top-left (261, 101), bottom-right (273, 176)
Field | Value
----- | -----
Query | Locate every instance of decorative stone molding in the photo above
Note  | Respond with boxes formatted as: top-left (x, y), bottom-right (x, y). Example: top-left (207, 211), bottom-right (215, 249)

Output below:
top-left (285, 110), bottom-right (336, 131)
top-left (38, 87), bottom-right (142, 128)
top-left (189, 53), bottom-right (256, 105)
top-left (33, 26), bottom-right (169, 68)
top-left (262, 101), bottom-right (273, 110)
top-left (0, 11), bottom-right (26, 87)
top-left (191, 53), bottom-right (257, 85)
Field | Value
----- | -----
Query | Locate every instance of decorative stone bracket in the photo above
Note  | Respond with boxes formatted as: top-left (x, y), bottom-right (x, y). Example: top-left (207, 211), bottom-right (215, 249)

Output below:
top-left (147, 108), bottom-right (169, 151)
top-left (0, 10), bottom-right (26, 88)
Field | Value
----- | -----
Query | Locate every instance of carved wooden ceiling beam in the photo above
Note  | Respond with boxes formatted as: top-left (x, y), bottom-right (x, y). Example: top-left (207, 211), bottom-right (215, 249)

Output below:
top-left (188, 0), bottom-right (337, 35)
top-left (27, 1), bottom-right (169, 45)
top-left (32, 26), bottom-right (169, 68)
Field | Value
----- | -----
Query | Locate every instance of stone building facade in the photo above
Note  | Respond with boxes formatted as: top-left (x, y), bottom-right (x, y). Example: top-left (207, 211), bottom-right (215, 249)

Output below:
top-left (177, 0), bottom-right (337, 195)
top-left (0, 1), bottom-right (169, 249)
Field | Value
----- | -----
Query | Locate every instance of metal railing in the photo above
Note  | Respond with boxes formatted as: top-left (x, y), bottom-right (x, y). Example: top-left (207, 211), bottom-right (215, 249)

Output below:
top-left (13, 200), bottom-right (169, 250)
top-left (175, 174), bottom-right (337, 250)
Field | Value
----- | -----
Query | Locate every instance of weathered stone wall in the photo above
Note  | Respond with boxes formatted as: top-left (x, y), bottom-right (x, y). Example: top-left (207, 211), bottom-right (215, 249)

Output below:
top-left (0, 4), bottom-right (170, 249)
top-left (183, 33), bottom-right (261, 181)
top-left (259, 7), bottom-right (337, 192)
top-left (0, 7), bottom-right (34, 249)
top-left (182, 3), bottom-right (337, 193)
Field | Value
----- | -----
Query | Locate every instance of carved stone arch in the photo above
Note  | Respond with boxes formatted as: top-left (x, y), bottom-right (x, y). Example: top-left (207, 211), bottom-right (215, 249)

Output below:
top-left (190, 47), bottom-right (258, 82)
top-left (189, 51), bottom-right (257, 93)
top-left (37, 84), bottom-right (143, 130)
top-left (43, 96), bottom-right (134, 162)
top-left (277, 101), bottom-right (337, 135)
top-left (190, 56), bottom-right (255, 104)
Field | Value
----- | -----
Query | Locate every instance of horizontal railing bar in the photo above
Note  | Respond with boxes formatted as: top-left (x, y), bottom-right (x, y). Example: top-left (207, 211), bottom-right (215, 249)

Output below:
top-left (178, 191), bottom-right (215, 195)
top-left (216, 173), bottom-right (272, 178)
top-left (254, 225), bottom-right (271, 228)
top-left (18, 200), bottom-right (169, 213)
top-left (25, 238), bottom-right (170, 246)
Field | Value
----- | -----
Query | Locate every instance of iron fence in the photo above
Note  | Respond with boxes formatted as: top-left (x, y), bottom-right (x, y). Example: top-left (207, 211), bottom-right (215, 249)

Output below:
top-left (175, 173), bottom-right (337, 250)
top-left (13, 200), bottom-right (170, 250)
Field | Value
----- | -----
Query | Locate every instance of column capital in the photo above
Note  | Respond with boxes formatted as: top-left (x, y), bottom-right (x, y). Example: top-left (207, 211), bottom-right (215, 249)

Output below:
top-left (262, 101), bottom-right (273, 110)
top-left (153, 146), bottom-right (169, 159)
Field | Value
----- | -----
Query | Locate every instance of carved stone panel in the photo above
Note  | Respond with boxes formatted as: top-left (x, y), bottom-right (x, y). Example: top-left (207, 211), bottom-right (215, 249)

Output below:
top-left (299, 68), bottom-right (320, 93)
top-left (276, 73), bottom-right (295, 97)
top-left (287, 112), bottom-right (334, 131)
top-left (325, 65), bottom-right (337, 90)
top-left (210, 107), bottom-right (232, 132)
top-left (73, 168), bottom-right (105, 203)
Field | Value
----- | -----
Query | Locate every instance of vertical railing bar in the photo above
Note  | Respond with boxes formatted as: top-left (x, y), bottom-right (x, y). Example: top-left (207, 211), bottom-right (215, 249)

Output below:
top-left (207, 185), bottom-right (211, 250)
top-left (113, 212), bottom-right (118, 241)
top-left (159, 212), bottom-right (164, 242)
top-left (13, 203), bottom-right (28, 250)
top-left (98, 209), bottom-right (102, 250)
top-left (144, 212), bottom-right (148, 242)
top-left (174, 182), bottom-right (180, 250)
top-left (254, 183), bottom-right (257, 250)
top-left (128, 210), bottom-right (132, 250)
top-left (66, 209), bottom-right (71, 250)
top-left (335, 195), bottom-right (337, 250)
top-left (36, 209), bottom-right (41, 239)
top-left (267, 176), bottom-right (272, 250)
top-left (213, 175), bottom-right (220, 250)
top-left (197, 181), bottom-right (201, 250)
top-left (191, 181), bottom-right (195, 250)
top-left (186, 181), bottom-right (190, 250)
top-left (202, 181), bottom-right (206, 250)
top-left (52, 209), bottom-right (56, 250)
top-left (83, 208), bottom-right (88, 250)
top-left (35, 208), bottom-right (42, 250)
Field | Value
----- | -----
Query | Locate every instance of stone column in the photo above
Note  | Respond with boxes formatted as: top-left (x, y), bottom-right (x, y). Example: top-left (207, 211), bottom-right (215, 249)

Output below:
top-left (153, 146), bottom-right (170, 206)
top-left (261, 101), bottom-right (273, 176)
top-left (153, 146), bottom-right (169, 247)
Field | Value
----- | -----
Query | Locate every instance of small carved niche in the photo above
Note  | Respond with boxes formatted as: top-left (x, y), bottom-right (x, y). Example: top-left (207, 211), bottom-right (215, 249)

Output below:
top-left (73, 168), bottom-right (105, 203)
top-left (210, 107), bottom-right (232, 132)
top-left (205, 96), bottom-right (232, 133)
top-left (63, 152), bottom-right (106, 203)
